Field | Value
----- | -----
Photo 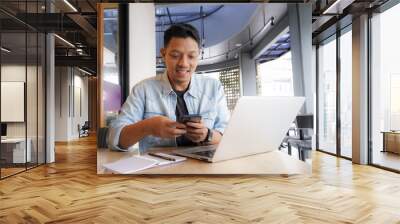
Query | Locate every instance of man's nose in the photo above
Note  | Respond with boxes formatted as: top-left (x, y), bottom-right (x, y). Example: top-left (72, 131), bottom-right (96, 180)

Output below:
top-left (177, 55), bottom-right (189, 67)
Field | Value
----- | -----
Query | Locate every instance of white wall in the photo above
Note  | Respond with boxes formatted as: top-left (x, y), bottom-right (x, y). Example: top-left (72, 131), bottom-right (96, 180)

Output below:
top-left (129, 3), bottom-right (156, 89)
top-left (72, 74), bottom-right (89, 138)
top-left (55, 67), bottom-right (70, 141)
top-left (54, 67), bottom-right (89, 141)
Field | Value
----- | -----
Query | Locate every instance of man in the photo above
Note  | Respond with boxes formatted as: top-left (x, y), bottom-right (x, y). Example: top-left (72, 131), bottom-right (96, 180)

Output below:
top-left (109, 24), bottom-right (230, 152)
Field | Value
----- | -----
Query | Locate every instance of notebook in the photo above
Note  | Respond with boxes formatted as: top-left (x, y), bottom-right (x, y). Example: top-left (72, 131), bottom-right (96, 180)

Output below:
top-left (102, 153), bottom-right (186, 174)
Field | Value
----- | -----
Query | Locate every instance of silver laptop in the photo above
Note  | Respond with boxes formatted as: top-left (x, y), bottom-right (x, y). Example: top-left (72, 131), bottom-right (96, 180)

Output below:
top-left (173, 96), bottom-right (305, 162)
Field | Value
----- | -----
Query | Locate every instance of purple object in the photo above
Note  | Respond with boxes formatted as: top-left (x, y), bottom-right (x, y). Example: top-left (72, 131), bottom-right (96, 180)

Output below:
top-left (103, 80), bottom-right (122, 113)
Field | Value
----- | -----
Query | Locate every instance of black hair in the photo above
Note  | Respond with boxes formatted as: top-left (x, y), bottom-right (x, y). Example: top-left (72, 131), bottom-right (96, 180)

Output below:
top-left (163, 23), bottom-right (201, 48)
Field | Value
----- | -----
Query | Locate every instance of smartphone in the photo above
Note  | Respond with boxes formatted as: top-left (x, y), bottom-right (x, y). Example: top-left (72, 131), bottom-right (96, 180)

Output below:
top-left (178, 114), bottom-right (202, 123)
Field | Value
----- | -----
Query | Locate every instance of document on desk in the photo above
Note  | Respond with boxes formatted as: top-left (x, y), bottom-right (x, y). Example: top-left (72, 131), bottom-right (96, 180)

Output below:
top-left (102, 153), bottom-right (186, 174)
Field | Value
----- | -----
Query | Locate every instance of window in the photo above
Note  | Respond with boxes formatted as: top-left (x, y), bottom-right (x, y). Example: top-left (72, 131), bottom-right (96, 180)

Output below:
top-left (340, 29), bottom-right (352, 158)
top-left (200, 67), bottom-right (241, 112)
top-left (390, 74), bottom-right (400, 130)
top-left (256, 51), bottom-right (294, 96)
top-left (317, 37), bottom-right (337, 155)
top-left (370, 3), bottom-right (400, 171)
top-left (102, 8), bottom-right (121, 126)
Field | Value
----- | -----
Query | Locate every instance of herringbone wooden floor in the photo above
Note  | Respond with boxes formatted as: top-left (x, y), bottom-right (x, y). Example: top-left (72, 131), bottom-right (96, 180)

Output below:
top-left (1, 135), bottom-right (400, 223)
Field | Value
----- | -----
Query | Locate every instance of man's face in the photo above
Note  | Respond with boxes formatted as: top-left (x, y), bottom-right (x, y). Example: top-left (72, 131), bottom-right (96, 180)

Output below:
top-left (161, 37), bottom-right (199, 88)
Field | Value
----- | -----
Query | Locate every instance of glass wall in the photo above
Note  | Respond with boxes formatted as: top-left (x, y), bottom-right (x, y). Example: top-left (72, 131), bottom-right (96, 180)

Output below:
top-left (339, 29), bottom-right (352, 158)
top-left (371, 3), bottom-right (400, 171)
top-left (0, 1), bottom-right (46, 179)
top-left (317, 36), bottom-right (337, 155)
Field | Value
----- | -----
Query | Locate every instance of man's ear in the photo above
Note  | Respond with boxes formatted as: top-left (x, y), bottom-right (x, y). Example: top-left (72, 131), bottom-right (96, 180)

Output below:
top-left (160, 48), bottom-right (166, 58)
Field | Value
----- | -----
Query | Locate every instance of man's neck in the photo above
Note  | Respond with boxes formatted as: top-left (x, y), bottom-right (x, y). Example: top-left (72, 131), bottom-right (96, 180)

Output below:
top-left (167, 75), bottom-right (190, 92)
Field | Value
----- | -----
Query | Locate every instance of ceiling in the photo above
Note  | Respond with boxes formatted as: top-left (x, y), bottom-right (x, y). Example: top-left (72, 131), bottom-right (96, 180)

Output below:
top-left (258, 32), bottom-right (290, 64)
top-left (0, 0), bottom-right (98, 74)
top-left (1, 1), bottom-right (333, 76)
top-left (311, 0), bottom-right (390, 43)
top-left (155, 4), bottom-right (258, 48)
top-left (155, 3), bottom-right (289, 69)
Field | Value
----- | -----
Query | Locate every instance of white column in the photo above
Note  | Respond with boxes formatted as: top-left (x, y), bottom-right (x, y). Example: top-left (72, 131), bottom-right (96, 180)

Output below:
top-left (46, 32), bottom-right (55, 163)
top-left (129, 3), bottom-right (156, 90)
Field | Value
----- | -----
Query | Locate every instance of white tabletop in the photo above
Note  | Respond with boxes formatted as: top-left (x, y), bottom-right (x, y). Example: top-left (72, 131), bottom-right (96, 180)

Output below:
top-left (1, 138), bottom-right (28, 143)
top-left (98, 147), bottom-right (311, 175)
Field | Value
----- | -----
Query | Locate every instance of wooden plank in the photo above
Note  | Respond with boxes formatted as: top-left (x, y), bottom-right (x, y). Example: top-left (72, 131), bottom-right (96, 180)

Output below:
top-left (1, 135), bottom-right (400, 223)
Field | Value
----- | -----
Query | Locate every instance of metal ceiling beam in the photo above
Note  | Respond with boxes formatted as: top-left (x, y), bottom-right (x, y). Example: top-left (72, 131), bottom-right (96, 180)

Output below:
top-left (196, 59), bottom-right (238, 73)
top-left (322, 0), bottom-right (355, 14)
top-left (155, 5), bottom-right (224, 27)
top-left (0, 8), bottom-right (38, 32)
top-left (86, 0), bottom-right (97, 12)
top-left (10, 13), bottom-right (82, 32)
top-left (55, 55), bottom-right (96, 70)
top-left (156, 12), bottom-right (206, 17)
top-left (166, 7), bottom-right (173, 24)
top-left (67, 13), bottom-right (97, 38)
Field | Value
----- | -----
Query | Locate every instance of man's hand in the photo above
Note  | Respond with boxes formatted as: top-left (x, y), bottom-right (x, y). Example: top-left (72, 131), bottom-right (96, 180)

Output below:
top-left (185, 120), bottom-right (208, 143)
top-left (147, 116), bottom-right (186, 138)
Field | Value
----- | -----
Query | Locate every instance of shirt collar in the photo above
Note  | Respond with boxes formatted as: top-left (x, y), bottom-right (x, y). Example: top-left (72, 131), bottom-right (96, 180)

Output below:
top-left (160, 71), bottom-right (199, 98)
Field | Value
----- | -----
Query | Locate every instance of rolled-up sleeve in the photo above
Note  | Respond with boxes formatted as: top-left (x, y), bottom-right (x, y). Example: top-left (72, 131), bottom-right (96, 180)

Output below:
top-left (213, 81), bottom-right (230, 134)
top-left (108, 83), bottom-right (145, 151)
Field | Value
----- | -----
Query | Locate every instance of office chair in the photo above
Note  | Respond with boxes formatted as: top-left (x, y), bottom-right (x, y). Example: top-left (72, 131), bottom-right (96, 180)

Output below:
top-left (78, 121), bottom-right (90, 138)
top-left (97, 127), bottom-right (109, 148)
top-left (286, 114), bottom-right (314, 161)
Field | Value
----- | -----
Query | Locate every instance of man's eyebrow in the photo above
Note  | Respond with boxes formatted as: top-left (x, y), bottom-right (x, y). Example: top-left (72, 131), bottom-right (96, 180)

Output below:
top-left (169, 50), bottom-right (182, 54)
top-left (169, 50), bottom-right (198, 54)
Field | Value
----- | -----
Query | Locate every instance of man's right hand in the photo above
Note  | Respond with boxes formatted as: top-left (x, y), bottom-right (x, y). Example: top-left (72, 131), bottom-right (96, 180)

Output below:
top-left (147, 116), bottom-right (186, 138)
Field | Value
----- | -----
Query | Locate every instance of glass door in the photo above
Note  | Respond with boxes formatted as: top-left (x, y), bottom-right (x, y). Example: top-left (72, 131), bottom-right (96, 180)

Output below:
top-left (0, 0), bottom-right (47, 179)
top-left (0, 13), bottom-right (28, 178)
top-left (317, 36), bottom-right (337, 155)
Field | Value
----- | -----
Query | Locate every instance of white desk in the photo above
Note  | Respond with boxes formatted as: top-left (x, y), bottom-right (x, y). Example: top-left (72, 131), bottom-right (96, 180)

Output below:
top-left (1, 138), bottom-right (31, 163)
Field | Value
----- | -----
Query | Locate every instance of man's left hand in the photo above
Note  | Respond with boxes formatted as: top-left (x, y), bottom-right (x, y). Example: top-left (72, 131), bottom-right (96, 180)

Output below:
top-left (185, 120), bottom-right (208, 143)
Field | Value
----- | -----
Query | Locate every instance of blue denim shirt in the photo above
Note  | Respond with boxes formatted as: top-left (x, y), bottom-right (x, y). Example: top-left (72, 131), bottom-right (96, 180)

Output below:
top-left (108, 72), bottom-right (230, 152)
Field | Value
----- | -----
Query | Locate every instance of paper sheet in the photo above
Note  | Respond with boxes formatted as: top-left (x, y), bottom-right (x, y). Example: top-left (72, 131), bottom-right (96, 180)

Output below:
top-left (102, 154), bottom-right (186, 174)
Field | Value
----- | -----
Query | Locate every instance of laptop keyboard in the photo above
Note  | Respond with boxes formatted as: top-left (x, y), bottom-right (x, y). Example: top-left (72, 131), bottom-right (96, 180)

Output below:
top-left (193, 150), bottom-right (216, 158)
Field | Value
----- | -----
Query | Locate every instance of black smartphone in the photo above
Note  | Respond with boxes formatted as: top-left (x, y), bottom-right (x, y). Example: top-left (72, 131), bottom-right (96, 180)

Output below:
top-left (178, 114), bottom-right (202, 123)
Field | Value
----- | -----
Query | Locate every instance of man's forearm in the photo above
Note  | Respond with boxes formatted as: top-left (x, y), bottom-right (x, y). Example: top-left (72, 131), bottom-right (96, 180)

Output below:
top-left (119, 119), bottom-right (153, 149)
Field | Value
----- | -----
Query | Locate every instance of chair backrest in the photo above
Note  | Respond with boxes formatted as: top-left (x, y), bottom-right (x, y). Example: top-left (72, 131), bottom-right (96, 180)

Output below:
top-left (97, 127), bottom-right (109, 148)
top-left (296, 114), bottom-right (313, 129)
top-left (295, 114), bottom-right (313, 140)
top-left (82, 121), bottom-right (90, 129)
